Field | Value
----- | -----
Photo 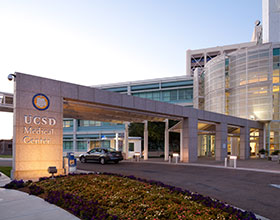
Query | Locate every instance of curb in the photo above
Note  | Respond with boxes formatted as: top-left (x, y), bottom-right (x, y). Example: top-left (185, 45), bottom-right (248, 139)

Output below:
top-left (0, 172), bottom-right (11, 187)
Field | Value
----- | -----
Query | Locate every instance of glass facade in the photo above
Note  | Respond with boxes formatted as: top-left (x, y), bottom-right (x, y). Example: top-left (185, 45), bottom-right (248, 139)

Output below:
top-left (204, 55), bottom-right (226, 114)
top-left (229, 45), bottom-right (272, 120)
top-left (204, 43), bottom-right (280, 153)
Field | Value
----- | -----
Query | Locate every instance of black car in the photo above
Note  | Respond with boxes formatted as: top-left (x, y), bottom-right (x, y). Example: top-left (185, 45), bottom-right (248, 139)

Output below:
top-left (79, 148), bottom-right (123, 164)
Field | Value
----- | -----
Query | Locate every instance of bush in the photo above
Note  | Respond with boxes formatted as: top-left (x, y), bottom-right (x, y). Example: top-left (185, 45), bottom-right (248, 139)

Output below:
top-left (271, 150), bottom-right (279, 155)
top-left (29, 184), bottom-right (44, 195)
top-left (4, 180), bottom-right (25, 189)
top-left (259, 149), bottom-right (267, 154)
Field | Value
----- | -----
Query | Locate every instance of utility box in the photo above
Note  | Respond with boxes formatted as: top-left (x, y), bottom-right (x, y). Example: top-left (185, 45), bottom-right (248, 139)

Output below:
top-left (64, 152), bottom-right (77, 174)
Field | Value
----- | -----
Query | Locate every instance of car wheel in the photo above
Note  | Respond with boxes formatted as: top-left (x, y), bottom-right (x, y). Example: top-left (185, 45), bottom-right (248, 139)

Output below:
top-left (80, 157), bottom-right (86, 163)
top-left (99, 157), bottom-right (106, 165)
top-left (114, 160), bottom-right (119, 164)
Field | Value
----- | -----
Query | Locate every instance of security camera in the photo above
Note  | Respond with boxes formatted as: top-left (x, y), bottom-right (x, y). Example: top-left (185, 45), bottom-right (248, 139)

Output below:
top-left (8, 74), bottom-right (16, 81)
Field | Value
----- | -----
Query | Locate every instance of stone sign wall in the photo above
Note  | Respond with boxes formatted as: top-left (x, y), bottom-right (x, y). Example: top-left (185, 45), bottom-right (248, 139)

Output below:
top-left (12, 73), bottom-right (63, 180)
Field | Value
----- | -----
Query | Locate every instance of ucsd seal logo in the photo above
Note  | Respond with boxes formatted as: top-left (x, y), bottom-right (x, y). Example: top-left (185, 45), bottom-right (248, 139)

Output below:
top-left (32, 93), bottom-right (50, 111)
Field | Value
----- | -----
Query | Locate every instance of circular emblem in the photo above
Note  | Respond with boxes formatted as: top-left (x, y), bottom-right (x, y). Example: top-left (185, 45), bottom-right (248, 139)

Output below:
top-left (32, 93), bottom-right (50, 111)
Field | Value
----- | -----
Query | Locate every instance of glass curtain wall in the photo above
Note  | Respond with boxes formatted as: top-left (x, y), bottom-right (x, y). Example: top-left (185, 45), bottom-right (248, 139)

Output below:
top-left (204, 43), bottom-right (280, 153)
top-left (228, 44), bottom-right (272, 120)
top-left (204, 55), bottom-right (226, 114)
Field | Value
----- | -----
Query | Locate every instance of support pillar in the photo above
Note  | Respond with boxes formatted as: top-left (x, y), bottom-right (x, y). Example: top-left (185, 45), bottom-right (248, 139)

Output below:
top-left (164, 119), bottom-right (169, 161)
top-left (144, 120), bottom-right (148, 160)
top-left (215, 123), bottom-right (228, 161)
top-left (258, 129), bottom-right (264, 152)
top-left (240, 126), bottom-right (250, 160)
top-left (181, 117), bottom-right (198, 162)
top-left (180, 128), bottom-right (183, 162)
top-left (231, 137), bottom-right (239, 156)
top-left (73, 119), bottom-right (77, 152)
top-left (115, 133), bottom-right (119, 151)
top-left (124, 122), bottom-right (129, 159)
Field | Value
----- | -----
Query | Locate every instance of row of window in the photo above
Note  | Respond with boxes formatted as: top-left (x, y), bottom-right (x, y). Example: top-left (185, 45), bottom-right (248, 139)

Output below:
top-left (63, 120), bottom-right (123, 128)
top-left (63, 141), bottom-right (87, 151)
top-left (132, 88), bottom-right (193, 102)
top-left (63, 141), bottom-right (135, 152)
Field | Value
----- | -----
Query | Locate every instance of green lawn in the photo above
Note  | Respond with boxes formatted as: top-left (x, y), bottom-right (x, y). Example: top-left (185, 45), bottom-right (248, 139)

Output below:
top-left (0, 155), bottom-right (12, 158)
top-left (0, 166), bottom-right (12, 177)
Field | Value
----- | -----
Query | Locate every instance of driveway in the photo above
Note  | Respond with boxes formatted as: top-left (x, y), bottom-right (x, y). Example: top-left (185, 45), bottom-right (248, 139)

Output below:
top-left (78, 161), bottom-right (280, 220)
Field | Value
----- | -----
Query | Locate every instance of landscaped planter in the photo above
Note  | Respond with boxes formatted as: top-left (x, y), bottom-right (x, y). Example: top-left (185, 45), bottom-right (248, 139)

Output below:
top-left (4, 173), bottom-right (258, 220)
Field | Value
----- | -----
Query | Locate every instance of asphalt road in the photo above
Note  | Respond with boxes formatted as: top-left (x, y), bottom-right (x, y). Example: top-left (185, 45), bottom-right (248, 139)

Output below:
top-left (77, 161), bottom-right (280, 220)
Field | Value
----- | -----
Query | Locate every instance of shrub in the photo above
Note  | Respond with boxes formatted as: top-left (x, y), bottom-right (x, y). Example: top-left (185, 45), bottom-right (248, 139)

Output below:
top-left (271, 150), bottom-right (279, 155)
top-left (29, 184), bottom-right (44, 195)
top-left (4, 179), bottom-right (25, 189)
top-left (259, 149), bottom-right (267, 154)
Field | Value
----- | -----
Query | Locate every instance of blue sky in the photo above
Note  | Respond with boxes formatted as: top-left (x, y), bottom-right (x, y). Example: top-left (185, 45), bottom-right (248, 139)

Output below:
top-left (0, 0), bottom-right (262, 138)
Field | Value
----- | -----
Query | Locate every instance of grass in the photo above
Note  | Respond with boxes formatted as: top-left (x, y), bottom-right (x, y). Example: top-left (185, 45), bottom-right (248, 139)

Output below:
top-left (0, 155), bottom-right (12, 158)
top-left (0, 166), bottom-right (12, 177)
top-left (7, 173), bottom-right (257, 220)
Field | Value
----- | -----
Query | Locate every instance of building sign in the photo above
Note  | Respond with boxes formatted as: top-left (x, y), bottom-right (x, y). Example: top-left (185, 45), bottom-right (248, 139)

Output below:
top-left (32, 93), bottom-right (50, 111)
top-left (22, 93), bottom-right (56, 145)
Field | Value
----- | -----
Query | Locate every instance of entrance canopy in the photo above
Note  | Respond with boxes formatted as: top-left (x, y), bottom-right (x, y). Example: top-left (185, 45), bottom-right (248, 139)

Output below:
top-left (169, 121), bottom-right (241, 136)
top-left (63, 99), bottom-right (182, 123)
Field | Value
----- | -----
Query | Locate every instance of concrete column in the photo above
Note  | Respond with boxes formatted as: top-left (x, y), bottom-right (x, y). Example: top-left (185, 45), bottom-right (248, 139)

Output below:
top-left (231, 137), bottom-right (239, 156)
top-left (73, 119), bottom-right (77, 152)
top-left (215, 123), bottom-right (228, 161)
top-left (258, 129), bottom-right (264, 151)
top-left (181, 117), bottom-right (198, 162)
top-left (164, 119), bottom-right (169, 161)
top-left (124, 123), bottom-right (129, 159)
top-left (180, 128), bottom-right (183, 162)
top-left (144, 120), bottom-right (148, 160)
top-left (275, 131), bottom-right (279, 151)
top-left (115, 133), bottom-right (119, 151)
top-left (186, 50), bottom-right (191, 76)
top-left (240, 126), bottom-right (250, 160)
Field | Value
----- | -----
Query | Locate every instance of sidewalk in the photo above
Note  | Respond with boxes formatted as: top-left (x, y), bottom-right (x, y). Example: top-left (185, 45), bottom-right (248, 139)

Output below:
top-left (0, 172), bottom-right (79, 220)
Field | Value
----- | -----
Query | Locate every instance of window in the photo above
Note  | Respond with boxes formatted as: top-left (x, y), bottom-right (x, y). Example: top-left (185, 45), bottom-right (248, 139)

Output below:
top-left (162, 91), bottom-right (170, 101)
top-left (79, 120), bottom-right (102, 127)
top-left (152, 92), bottom-right (160, 101)
top-left (63, 141), bottom-right (73, 150)
top-left (179, 88), bottom-right (193, 100)
top-left (77, 141), bottom-right (87, 151)
top-left (273, 48), bottom-right (280, 56)
top-left (170, 90), bottom-right (177, 101)
top-left (129, 143), bottom-right (134, 151)
top-left (63, 120), bottom-right (73, 128)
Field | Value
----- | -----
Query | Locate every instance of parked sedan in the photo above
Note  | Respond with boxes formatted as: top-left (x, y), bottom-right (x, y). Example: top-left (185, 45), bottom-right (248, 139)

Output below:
top-left (79, 148), bottom-right (123, 164)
